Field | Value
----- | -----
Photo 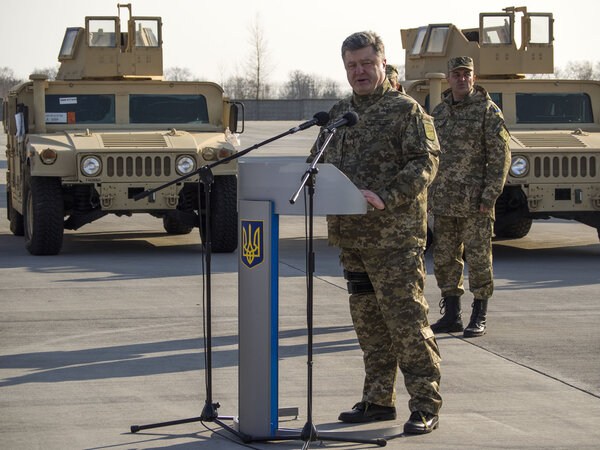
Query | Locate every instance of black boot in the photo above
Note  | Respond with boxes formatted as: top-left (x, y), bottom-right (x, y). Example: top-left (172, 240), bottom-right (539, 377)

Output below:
top-left (464, 299), bottom-right (488, 337)
top-left (403, 411), bottom-right (439, 434)
top-left (430, 296), bottom-right (463, 333)
top-left (338, 401), bottom-right (396, 423)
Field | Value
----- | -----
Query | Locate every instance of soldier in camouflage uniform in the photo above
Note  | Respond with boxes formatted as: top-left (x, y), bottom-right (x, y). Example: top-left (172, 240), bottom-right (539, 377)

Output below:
top-left (385, 63), bottom-right (406, 93)
top-left (429, 56), bottom-right (511, 338)
top-left (309, 31), bottom-right (442, 434)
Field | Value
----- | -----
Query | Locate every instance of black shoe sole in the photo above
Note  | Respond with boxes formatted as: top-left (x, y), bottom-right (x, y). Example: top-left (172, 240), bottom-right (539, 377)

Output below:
top-left (338, 412), bottom-right (397, 424)
top-left (463, 328), bottom-right (486, 337)
top-left (431, 323), bottom-right (464, 333)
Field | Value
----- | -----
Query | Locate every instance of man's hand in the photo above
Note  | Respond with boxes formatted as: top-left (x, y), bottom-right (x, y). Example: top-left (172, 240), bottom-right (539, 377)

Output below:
top-left (360, 189), bottom-right (385, 210)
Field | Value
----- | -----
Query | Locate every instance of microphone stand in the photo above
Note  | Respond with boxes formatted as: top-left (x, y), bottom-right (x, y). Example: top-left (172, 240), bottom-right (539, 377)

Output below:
top-left (247, 130), bottom-right (386, 448)
top-left (129, 121), bottom-right (321, 441)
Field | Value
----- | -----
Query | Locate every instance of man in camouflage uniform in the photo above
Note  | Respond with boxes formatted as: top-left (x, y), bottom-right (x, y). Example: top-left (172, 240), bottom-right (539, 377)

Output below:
top-left (385, 63), bottom-right (406, 93)
top-left (309, 31), bottom-right (442, 434)
top-left (429, 56), bottom-right (510, 338)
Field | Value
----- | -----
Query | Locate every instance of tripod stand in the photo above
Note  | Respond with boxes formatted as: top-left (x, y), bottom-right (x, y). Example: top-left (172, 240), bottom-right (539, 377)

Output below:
top-left (244, 130), bottom-right (386, 448)
top-left (129, 116), bottom-right (329, 442)
top-left (130, 164), bottom-right (249, 439)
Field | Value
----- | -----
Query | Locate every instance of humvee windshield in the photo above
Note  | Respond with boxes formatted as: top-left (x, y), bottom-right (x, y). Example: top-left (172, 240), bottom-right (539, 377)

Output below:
top-left (129, 94), bottom-right (209, 124)
top-left (489, 93), bottom-right (503, 111)
top-left (45, 94), bottom-right (115, 124)
top-left (516, 93), bottom-right (593, 123)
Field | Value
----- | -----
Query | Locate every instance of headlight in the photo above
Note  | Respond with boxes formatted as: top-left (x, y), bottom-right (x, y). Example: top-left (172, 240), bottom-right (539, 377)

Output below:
top-left (176, 155), bottom-right (196, 175)
top-left (40, 148), bottom-right (58, 165)
top-left (201, 147), bottom-right (217, 161)
top-left (510, 156), bottom-right (528, 177)
top-left (81, 156), bottom-right (102, 176)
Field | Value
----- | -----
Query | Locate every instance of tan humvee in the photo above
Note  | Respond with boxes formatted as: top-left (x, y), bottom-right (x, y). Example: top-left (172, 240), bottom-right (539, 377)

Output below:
top-left (3, 4), bottom-right (242, 255)
top-left (401, 6), bottom-right (600, 240)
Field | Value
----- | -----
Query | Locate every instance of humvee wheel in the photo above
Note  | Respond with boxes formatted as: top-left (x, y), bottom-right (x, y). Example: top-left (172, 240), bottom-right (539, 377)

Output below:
top-left (199, 175), bottom-right (238, 253)
top-left (495, 218), bottom-right (533, 239)
top-left (7, 191), bottom-right (24, 236)
top-left (24, 176), bottom-right (65, 255)
top-left (163, 216), bottom-right (193, 235)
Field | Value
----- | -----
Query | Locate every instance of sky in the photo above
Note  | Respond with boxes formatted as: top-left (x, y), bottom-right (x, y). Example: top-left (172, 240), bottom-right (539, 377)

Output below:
top-left (1, 0), bottom-right (598, 87)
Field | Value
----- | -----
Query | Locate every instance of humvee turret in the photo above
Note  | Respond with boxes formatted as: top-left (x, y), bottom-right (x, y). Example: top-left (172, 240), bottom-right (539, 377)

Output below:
top-left (401, 6), bottom-right (600, 239)
top-left (3, 4), bottom-right (242, 255)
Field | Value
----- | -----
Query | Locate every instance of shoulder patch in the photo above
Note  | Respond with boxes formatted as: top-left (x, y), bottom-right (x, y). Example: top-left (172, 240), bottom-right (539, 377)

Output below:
top-left (499, 126), bottom-right (510, 143)
top-left (423, 120), bottom-right (436, 141)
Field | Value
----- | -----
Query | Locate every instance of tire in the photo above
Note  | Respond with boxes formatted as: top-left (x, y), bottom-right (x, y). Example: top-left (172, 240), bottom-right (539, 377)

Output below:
top-left (163, 216), bottom-right (193, 235)
top-left (199, 175), bottom-right (238, 253)
top-left (494, 218), bottom-right (533, 239)
top-left (7, 190), bottom-right (24, 236)
top-left (24, 176), bottom-right (65, 255)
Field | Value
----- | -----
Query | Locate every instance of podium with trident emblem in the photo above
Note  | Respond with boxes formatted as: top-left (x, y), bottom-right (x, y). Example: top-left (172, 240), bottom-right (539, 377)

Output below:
top-left (237, 159), bottom-right (367, 438)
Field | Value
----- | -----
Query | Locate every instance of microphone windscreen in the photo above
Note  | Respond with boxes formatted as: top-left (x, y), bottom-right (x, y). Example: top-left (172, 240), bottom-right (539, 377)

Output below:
top-left (314, 111), bottom-right (330, 126)
top-left (343, 111), bottom-right (359, 127)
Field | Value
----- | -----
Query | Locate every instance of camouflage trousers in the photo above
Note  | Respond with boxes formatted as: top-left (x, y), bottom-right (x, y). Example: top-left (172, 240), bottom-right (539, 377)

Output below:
top-left (432, 214), bottom-right (494, 300)
top-left (340, 247), bottom-right (442, 415)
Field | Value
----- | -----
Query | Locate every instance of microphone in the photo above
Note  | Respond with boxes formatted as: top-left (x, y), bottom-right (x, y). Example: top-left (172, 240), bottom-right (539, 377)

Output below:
top-left (291, 111), bottom-right (330, 132)
top-left (325, 111), bottom-right (359, 132)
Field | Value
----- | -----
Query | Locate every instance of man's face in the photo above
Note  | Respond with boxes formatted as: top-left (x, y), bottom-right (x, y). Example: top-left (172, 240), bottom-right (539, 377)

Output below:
top-left (447, 68), bottom-right (475, 101)
top-left (343, 46), bottom-right (386, 95)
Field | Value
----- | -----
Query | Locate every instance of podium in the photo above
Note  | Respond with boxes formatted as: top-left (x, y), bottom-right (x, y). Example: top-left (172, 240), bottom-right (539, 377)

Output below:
top-left (237, 159), bottom-right (366, 437)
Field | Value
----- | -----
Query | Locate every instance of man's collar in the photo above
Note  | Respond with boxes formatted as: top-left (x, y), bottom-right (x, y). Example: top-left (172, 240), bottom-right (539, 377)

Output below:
top-left (352, 81), bottom-right (389, 105)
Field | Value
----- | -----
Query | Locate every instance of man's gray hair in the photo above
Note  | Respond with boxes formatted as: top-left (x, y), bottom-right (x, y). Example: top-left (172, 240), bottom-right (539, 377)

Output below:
top-left (341, 31), bottom-right (385, 60)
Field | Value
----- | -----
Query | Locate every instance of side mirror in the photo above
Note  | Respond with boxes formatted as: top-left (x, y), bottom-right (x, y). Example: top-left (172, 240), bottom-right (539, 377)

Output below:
top-left (229, 101), bottom-right (244, 134)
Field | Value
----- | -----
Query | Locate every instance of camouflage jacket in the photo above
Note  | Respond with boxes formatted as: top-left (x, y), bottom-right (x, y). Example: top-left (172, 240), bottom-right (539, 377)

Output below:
top-left (429, 85), bottom-right (510, 218)
top-left (310, 81), bottom-right (440, 249)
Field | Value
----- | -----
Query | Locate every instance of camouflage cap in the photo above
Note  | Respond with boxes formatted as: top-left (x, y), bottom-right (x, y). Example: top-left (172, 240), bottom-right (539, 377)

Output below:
top-left (447, 56), bottom-right (474, 73)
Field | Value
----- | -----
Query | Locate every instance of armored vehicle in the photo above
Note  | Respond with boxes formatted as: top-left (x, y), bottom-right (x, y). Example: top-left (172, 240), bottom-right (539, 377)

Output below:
top-left (3, 4), bottom-right (242, 255)
top-left (401, 6), bottom-right (600, 239)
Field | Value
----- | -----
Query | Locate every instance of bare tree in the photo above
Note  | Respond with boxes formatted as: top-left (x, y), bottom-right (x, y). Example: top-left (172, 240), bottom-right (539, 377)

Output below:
top-left (527, 61), bottom-right (600, 80)
top-left (0, 67), bottom-right (23, 98)
top-left (281, 70), bottom-right (317, 99)
top-left (280, 71), bottom-right (344, 99)
top-left (319, 78), bottom-right (344, 98)
top-left (561, 61), bottom-right (593, 80)
top-left (165, 66), bottom-right (194, 81)
top-left (32, 65), bottom-right (59, 80)
top-left (246, 13), bottom-right (273, 100)
top-left (223, 75), bottom-right (254, 99)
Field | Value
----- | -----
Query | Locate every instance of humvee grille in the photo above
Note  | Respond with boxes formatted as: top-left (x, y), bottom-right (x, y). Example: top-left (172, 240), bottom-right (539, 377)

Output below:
top-left (101, 133), bottom-right (168, 148)
top-left (512, 133), bottom-right (586, 148)
top-left (105, 155), bottom-right (173, 178)
top-left (532, 155), bottom-right (597, 179)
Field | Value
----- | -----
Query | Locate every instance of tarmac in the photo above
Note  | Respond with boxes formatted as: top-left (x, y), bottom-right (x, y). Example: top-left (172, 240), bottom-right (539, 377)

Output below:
top-left (1, 122), bottom-right (599, 449)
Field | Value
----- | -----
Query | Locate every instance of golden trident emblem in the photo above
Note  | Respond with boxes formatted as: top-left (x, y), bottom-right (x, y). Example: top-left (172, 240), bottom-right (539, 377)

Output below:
top-left (242, 221), bottom-right (262, 267)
